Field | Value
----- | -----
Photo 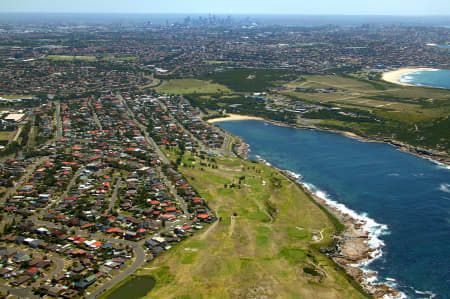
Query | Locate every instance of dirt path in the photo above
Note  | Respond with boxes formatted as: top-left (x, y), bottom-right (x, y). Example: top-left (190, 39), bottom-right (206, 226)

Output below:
top-left (12, 126), bottom-right (22, 142)
top-left (229, 215), bottom-right (237, 236)
top-left (199, 219), bottom-right (219, 240)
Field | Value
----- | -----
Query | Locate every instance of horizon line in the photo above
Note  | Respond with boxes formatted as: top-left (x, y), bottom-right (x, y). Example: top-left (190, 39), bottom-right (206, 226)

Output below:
top-left (0, 12), bottom-right (449, 17)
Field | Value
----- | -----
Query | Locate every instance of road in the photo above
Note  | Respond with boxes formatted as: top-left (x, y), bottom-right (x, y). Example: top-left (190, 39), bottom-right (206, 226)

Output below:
top-left (11, 126), bottom-right (22, 143)
top-left (0, 249), bottom-right (65, 299)
top-left (157, 98), bottom-right (206, 151)
top-left (60, 168), bottom-right (83, 201)
top-left (27, 214), bottom-right (146, 299)
top-left (30, 253), bottom-right (65, 287)
top-left (108, 177), bottom-right (121, 212)
top-left (116, 94), bottom-right (191, 217)
top-left (88, 99), bottom-right (104, 131)
top-left (55, 101), bottom-right (62, 140)
top-left (158, 168), bottom-right (190, 217)
top-left (116, 93), bottom-right (170, 165)
top-left (0, 283), bottom-right (39, 299)
top-left (37, 167), bottom-right (84, 218)
top-left (86, 242), bottom-right (145, 299)
top-left (0, 156), bottom-right (48, 206)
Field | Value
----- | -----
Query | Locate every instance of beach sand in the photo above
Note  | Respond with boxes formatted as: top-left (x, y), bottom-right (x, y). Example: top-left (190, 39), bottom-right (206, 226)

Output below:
top-left (207, 114), bottom-right (264, 123)
top-left (382, 67), bottom-right (434, 86)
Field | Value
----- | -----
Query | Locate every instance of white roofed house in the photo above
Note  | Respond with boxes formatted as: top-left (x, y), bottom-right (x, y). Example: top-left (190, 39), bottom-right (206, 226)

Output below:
top-left (4, 113), bottom-right (26, 122)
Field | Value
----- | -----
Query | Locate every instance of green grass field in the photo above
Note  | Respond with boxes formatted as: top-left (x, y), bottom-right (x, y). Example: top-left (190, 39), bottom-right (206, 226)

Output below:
top-left (102, 56), bottom-right (137, 61)
top-left (43, 55), bottom-right (137, 62)
top-left (0, 131), bottom-right (11, 141)
top-left (43, 55), bottom-right (97, 62)
top-left (138, 153), bottom-right (367, 298)
top-left (156, 79), bottom-right (231, 94)
top-left (0, 95), bottom-right (30, 99)
top-left (205, 69), bottom-right (298, 92)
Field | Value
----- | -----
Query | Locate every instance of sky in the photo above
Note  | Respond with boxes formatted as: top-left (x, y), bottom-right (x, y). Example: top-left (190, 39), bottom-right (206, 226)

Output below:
top-left (0, 0), bottom-right (450, 15)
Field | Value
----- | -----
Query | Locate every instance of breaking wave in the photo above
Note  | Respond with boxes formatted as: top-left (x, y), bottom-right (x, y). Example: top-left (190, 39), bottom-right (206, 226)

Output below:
top-left (439, 183), bottom-right (450, 194)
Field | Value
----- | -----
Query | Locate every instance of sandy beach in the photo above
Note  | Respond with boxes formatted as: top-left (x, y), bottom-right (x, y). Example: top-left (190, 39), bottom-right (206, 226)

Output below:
top-left (382, 67), bottom-right (434, 86)
top-left (207, 114), bottom-right (265, 123)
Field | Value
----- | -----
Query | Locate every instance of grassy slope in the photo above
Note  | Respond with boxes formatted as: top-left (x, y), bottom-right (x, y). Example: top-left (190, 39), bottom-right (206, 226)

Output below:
top-left (157, 79), bottom-right (231, 95)
top-left (138, 153), bottom-right (367, 299)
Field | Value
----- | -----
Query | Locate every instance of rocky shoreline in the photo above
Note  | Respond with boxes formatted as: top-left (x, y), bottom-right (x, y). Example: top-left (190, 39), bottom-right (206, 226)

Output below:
top-left (309, 193), bottom-right (401, 298)
top-left (278, 169), bottom-right (402, 298)
top-left (217, 115), bottom-right (449, 166)
top-left (231, 135), bottom-right (404, 298)
top-left (220, 117), bottom-right (447, 297)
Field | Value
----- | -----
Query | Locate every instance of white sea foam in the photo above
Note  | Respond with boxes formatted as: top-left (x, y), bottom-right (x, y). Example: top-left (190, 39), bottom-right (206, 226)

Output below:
top-left (285, 170), bottom-right (303, 181)
top-left (388, 173), bottom-right (400, 177)
top-left (302, 182), bottom-right (395, 291)
top-left (255, 155), bottom-right (271, 166)
top-left (439, 183), bottom-right (450, 194)
top-left (382, 293), bottom-right (407, 299)
top-left (414, 290), bottom-right (437, 298)
top-left (434, 162), bottom-right (450, 170)
top-left (400, 75), bottom-right (414, 82)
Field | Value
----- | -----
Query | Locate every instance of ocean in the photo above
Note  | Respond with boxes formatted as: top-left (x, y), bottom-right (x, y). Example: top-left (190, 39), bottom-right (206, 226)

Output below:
top-left (217, 120), bottom-right (450, 298)
top-left (400, 69), bottom-right (450, 89)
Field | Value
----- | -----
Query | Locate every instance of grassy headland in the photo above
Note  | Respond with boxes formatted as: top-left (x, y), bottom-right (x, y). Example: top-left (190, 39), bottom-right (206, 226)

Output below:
top-left (138, 151), bottom-right (368, 298)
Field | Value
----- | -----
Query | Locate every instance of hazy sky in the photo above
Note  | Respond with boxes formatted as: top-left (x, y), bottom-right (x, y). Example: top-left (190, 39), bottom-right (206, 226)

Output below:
top-left (1, 0), bottom-right (450, 15)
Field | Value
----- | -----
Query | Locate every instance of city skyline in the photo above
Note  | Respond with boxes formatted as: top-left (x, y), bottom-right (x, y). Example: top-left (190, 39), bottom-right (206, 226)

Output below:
top-left (1, 0), bottom-right (450, 15)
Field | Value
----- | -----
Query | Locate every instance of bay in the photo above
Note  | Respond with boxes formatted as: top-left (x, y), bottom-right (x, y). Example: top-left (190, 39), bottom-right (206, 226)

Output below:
top-left (217, 120), bottom-right (450, 298)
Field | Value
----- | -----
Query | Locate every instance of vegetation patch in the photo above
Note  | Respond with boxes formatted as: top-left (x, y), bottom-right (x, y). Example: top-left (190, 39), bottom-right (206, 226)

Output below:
top-left (181, 252), bottom-right (198, 264)
top-left (304, 266), bottom-right (321, 277)
top-left (287, 227), bottom-right (310, 240)
top-left (279, 247), bottom-right (308, 265)
top-left (205, 69), bottom-right (298, 92)
top-left (43, 55), bottom-right (96, 61)
top-left (157, 79), bottom-right (231, 94)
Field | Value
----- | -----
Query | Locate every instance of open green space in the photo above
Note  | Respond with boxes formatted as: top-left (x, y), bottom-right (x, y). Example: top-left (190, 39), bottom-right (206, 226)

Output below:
top-left (102, 56), bottom-right (138, 61)
top-left (43, 55), bottom-right (97, 62)
top-left (204, 69), bottom-right (298, 92)
top-left (0, 131), bottom-right (12, 141)
top-left (42, 55), bottom-right (137, 62)
top-left (138, 153), bottom-right (367, 298)
top-left (156, 79), bottom-right (231, 94)
top-left (0, 95), bottom-right (30, 99)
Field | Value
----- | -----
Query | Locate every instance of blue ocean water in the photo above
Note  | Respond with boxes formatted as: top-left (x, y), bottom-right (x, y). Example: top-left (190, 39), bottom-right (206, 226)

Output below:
top-left (400, 69), bottom-right (450, 89)
top-left (217, 120), bottom-right (450, 298)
